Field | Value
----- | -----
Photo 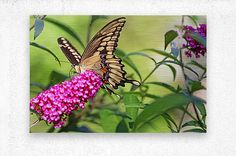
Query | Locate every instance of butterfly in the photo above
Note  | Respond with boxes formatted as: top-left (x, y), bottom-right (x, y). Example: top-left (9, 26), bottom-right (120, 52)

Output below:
top-left (57, 17), bottom-right (140, 93)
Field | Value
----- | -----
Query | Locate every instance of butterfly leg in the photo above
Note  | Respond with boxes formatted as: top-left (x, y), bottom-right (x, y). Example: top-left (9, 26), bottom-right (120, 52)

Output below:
top-left (68, 67), bottom-right (77, 78)
top-left (102, 84), bottom-right (121, 99)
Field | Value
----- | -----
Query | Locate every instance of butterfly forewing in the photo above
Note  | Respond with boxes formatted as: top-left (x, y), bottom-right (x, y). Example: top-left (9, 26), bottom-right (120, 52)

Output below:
top-left (81, 17), bottom-right (126, 60)
top-left (80, 17), bottom-right (135, 89)
top-left (57, 37), bottom-right (81, 65)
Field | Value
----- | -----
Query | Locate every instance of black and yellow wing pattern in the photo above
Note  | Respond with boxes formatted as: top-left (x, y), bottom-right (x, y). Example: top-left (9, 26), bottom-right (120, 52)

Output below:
top-left (58, 17), bottom-right (140, 90)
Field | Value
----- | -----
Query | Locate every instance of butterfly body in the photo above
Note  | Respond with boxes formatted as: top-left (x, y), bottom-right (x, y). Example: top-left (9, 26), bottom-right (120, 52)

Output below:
top-left (58, 17), bottom-right (140, 91)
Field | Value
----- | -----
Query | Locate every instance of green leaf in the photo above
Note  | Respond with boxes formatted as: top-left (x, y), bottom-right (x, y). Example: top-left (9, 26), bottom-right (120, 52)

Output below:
top-left (163, 60), bottom-right (199, 78)
top-left (116, 119), bottom-right (129, 133)
top-left (77, 121), bottom-right (104, 133)
top-left (162, 113), bottom-right (178, 130)
top-left (145, 82), bottom-right (178, 93)
top-left (164, 30), bottom-right (178, 50)
top-left (116, 49), bottom-right (142, 81)
top-left (123, 94), bottom-right (142, 122)
top-left (99, 109), bottom-right (121, 132)
top-left (122, 92), bottom-right (160, 100)
top-left (134, 94), bottom-right (190, 130)
top-left (48, 70), bottom-right (68, 86)
top-left (143, 48), bottom-right (181, 63)
top-left (164, 64), bottom-right (176, 81)
top-left (30, 42), bottom-right (61, 66)
top-left (189, 81), bottom-right (206, 93)
top-left (182, 120), bottom-right (200, 128)
top-left (145, 94), bottom-right (160, 99)
top-left (184, 128), bottom-right (206, 133)
top-left (135, 116), bottom-right (171, 132)
top-left (34, 18), bottom-right (44, 40)
top-left (196, 103), bottom-right (206, 118)
top-left (162, 116), bottom-right (177, 132)
top-left (87, 16), bottom-right (108, 43)
top-left (125, 52), bottom-right (157, 64)
top-left (187, 60), bottom-right (206, 71)
top-left (188, 32), bottom-right (206, 47)
top-left (190, 96), bottom-right (206, 118)
top-left (30, 82), bottom-right (46, 90)
top-left (44, 17), bottom-right (85, 49)
top-left (186, 15), bottom-right (198, 27)
top-left (91, 15), bottom-right (108, 24)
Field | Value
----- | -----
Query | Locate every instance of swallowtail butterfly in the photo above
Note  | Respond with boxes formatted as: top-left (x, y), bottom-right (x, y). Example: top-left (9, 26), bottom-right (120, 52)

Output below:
top-left (58, 17), bottom-right (140, 93)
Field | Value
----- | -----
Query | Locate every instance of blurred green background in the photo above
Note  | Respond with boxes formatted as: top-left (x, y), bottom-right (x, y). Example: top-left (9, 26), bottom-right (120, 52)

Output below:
top-left (30, 15), bottom-right (206, 132)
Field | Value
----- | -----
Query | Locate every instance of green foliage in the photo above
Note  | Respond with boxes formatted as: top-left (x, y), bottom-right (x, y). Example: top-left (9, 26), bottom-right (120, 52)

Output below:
top-left (30, 15), bottom-right (207, 133)
top-left (134, 94), bottom-right (190, 130)
top-left (188, 32), bottom-right (206, 47)
top-left (116, 119), bottom-right (129, 132)
top-left (44, 17), bottom-right (85, 49)
top-left (145, 82), bottom-right (179, 93)
top-left (164, 30), bottom-right (178, 50)
top-left (123, 93), bottom-right (142, 123)
top-left (116, 49), bottom-right (142, 81)
top-left (189, 80), bottom-right (206, 93)
top-left (34, 18), bottom-right (44, 39)
top-left (30, 42), bottom-right (61, 66)
top-left (99, 109), bottom-right (122, 132)
top-left (186, 15), bottom-right (198, 27)
top-left (48, 70), bottom-right (68, 86)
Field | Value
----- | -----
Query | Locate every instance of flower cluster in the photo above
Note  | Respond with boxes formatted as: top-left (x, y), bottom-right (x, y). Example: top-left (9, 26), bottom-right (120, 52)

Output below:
top-left (30, 70), bottom-right (103, 128)
top-left (183, 24), bottom-right (206, 58)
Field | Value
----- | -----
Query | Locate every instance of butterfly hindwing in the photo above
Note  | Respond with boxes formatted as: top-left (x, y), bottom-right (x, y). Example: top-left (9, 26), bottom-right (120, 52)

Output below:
top-left (57, 37), bottom-right (81, 65)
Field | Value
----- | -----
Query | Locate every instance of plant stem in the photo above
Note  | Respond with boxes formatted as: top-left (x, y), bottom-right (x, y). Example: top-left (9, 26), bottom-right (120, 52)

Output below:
top-left (30, 119), bottom-right (40, 128)
top-left (178, 16), bottom-right (191, 132)
top-left (142, 56), bottom-right (168, 84)
top-left (178, 107), bottom-right (198, 121)
top-left (177, 104), bottom-right (189, 132)
top-left (178, 15), bottom-right (206, 132)
top-left (192, 103), bottom-right (206, 131)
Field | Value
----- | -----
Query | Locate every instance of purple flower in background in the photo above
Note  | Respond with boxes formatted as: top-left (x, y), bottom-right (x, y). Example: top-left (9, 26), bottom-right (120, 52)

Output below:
top-left (183, 24), bottom-right (206, 58)
top-left (30, 70), bottom-right (103, 128)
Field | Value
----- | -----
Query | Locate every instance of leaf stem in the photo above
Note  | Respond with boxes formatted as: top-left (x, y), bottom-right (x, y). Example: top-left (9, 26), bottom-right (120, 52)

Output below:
top-left (142, 56), bottom-right (168, 84)
top-left (178, 106), bottom-right (198, 121)
top-left (177, 104), bottom-right (189, 132)
top-left (178, 16), bottom-right (206, 132)
top-left (30, 119), bottom-right (41, 128)
top-left (192, 103), bottom-right (206, 131)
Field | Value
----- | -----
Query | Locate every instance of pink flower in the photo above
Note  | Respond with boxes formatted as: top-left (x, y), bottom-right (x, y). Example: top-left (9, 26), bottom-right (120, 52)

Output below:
top-left (182, 24), bottom-right (207, 58)
top-left (30, 70), bottom-right (103, 128)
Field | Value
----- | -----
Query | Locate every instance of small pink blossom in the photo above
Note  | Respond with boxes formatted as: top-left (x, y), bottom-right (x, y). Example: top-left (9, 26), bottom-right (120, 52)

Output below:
top-left (30, 70), bottom-right (103, 128)
top-left (182, 24), bottom-right (206, 58)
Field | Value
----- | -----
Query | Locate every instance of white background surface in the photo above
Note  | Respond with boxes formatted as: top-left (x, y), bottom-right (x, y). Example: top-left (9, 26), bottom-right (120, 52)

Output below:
top-left (0, 0), bottom-right (236, 155)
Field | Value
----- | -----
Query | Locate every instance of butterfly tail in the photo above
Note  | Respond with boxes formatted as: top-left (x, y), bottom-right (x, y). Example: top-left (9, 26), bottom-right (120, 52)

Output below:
top-left (126, 79), bottom-right (141, 86)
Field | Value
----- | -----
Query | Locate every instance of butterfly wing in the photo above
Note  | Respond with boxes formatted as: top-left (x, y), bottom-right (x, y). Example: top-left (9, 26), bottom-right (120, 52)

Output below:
top-left (57, 37), bottom-right (82, 66)
top-left (81, 17), bottom-right (126, 60)
top-left (80, 17), bottom-right (140, 89)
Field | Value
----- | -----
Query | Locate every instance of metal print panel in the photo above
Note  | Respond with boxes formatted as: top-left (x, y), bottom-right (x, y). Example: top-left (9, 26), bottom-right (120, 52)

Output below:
top-left (30, 15), bottom-right (207, 133)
